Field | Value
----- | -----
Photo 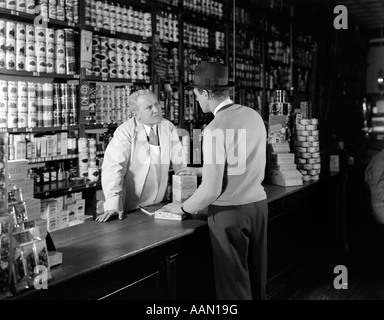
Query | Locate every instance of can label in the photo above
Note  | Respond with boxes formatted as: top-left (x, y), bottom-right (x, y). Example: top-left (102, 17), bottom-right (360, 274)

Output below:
top-left (35, 27), bottom-right (45, 42)
top-left (0, 111), bottom-right (7, 128)
top-left (7, 111), bottom-right (17, 128)
top-left (56, 58), bottom-right (66, 74)
top-left (17, 112), bottom-right (27, 128)
top-left (25, 55), bottom-right (36, 71)
top-left (55, 29), bottom-right (65, 44)
top-left (0, 100), bottom-right (6, 112)
top-left (36, 56), bottom-right (46, 72)
top-left (46, 57), bottom-right (54, 73)
top-left (28, 98), bottom-right (37, 113)
top-left (46, 28), bottom-right (55, 43)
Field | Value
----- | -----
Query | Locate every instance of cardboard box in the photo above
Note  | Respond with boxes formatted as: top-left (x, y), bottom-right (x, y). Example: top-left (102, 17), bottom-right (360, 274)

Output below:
top-left (172, 174), bottom-right (197, 190)
top-left (75, 199), bottom-right (86, 218)
top-left (60, 210), bottom-right (69, 229)
top-left (172, 189), bottom-right (196, 202)
top-left (24, 198), bottom-right (41, 221)
top-left (77, 215), bottom-right (93, 222)
top-left (48, 251), bottom-right (62, 267)
top-left (61, 132), bottom-right (68, 155)
top-left (7, 160), bottom-right (28, 181)
top-left (47, 213), bottom-right (59, 232)
top-left (73, 192), bottom-right (83, 201)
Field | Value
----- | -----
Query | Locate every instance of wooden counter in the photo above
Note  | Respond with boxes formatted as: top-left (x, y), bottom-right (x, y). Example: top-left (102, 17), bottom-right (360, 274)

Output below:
top-left (12, 172), bottom-right (345, 300)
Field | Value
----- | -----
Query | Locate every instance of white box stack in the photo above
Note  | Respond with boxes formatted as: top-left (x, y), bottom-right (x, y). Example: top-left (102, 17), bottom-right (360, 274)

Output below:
top-left (294, 118), bottom-right (321, 182)
top-left (172, 174), bottom-right (197, 202)
top-left (267, 117), bottom-right (303, 187)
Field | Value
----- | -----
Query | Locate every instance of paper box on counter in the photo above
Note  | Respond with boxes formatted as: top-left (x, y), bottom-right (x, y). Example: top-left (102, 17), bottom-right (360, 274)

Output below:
top-left (65, 203), bottom-right (76, 221)
top-left (48, 251), bottom-right (62, 267)
top-left (75, 199), bottom-right (86, 218)
top-left (60, 210), bottom-right (69, 229)
top-left (172, 189), bottom-right (196, 202)
top-left (172, 174), bottom-right (197, 190)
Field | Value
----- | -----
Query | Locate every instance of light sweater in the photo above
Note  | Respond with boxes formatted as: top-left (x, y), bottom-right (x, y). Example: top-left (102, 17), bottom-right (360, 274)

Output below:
top-left (183, 104), bottom-right (267, 213)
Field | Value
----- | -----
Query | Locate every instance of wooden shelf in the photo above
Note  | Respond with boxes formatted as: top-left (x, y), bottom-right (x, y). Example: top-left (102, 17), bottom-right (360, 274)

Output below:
top-left (34, 179), bottom-right (100, 198)
top-left (85, 26), bottom-right (152, 43)
top-left (2, 125), bottom-right (80, 133)
top-left (0, 8), bottom-right (80, 28)
top-left (84, 75), bottom-right (151, 84)
top-left (0, 69), bottom-right (80, 80)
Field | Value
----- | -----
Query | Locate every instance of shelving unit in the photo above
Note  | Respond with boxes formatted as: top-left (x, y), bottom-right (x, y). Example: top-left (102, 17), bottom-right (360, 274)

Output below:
top-left (0, 0), bottom-right (318, 222)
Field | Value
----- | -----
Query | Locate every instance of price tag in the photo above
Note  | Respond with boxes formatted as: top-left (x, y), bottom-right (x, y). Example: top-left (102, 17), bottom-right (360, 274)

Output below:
top-left (68, 188), bottom-right (72, 192)
top-left (62, 125), bottom-right (68, 130)
top-left (45, 192), bottom-right (50, 196)
top-left (11, 10), bottom-right (19, 16)
top-left (26, 128), bottom-right (32, 132)
top-left (68, 22), bottom-right (75, 27)
top-left (94, 27), bottom-right (99, 31)
top-left (33, 72), bottom-right (40, 76)
top-left (102, 77), bottom-right (107, 81)
top-left (111, 30), bottom-right (116, 35)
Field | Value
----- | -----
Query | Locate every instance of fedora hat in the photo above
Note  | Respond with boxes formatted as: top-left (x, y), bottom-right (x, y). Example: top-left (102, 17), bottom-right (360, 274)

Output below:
top-left (185, 61), bottom-right (236, 90)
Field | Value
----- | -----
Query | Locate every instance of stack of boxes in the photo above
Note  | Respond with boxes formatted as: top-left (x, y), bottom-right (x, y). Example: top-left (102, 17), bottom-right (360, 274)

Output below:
top-left (172, 174), bottom-right (197, 203)
top-left (267, 116), bottom-right (303, 187)
top-left (41, 192), bottom-right (91, 232)
top-left (294, 117), bottom-right (321, 182)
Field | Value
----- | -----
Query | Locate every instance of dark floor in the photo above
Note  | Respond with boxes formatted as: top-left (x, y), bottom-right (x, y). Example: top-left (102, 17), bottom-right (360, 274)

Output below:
top-left (290, 218), bottom-right (384, 300)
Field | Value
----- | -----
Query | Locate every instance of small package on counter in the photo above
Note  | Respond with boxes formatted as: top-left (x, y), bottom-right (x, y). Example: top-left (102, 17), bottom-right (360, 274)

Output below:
top-left (33, 239), bottom-right (51, 280)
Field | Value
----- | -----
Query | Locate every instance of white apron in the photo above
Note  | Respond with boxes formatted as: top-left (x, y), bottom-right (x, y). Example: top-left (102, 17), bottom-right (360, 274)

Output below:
top-left (139, 141), bottom-right (163, 206)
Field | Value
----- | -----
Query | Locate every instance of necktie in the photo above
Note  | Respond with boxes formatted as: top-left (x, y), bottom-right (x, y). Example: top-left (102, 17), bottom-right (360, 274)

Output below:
top-left (148, 127), bottom-right (159, 146)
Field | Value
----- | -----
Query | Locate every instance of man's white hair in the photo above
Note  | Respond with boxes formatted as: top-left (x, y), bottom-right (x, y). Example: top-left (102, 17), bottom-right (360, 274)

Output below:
top-left (128, 89), bottom-right (157, 112)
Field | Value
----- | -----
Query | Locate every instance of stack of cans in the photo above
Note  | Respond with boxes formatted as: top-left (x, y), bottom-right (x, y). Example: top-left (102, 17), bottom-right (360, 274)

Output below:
top-left (7, 81), bottom-right (17, 128)
top-left (184, 23), bottom-right (209, 48)
top-left (85, 0), bottom-right (151, 37)
top-left (3, 0), bottom-right (78, 23)
top-left (78, 138), bottom-right (89, 179)
top-left (294, 118), bottom-right (321, 182)
top-left (0, 80), bottom-right (8, 128)
top-left (0, 19), bottom-right (78, 75)
top-left (64, 28), bottom-right (76, 74)
top-left (91, 35), bottom-right (150, 81)
top-left (17, 81), bottom-right (28, 128)
top-left (27, 82), bottom-right (37, 128)
top-left (156, 11), bottom-right (178, 42)
top-left (95, 84), bottom-right (132, 125)
top-left (88, 138), bottom-right (99, 181)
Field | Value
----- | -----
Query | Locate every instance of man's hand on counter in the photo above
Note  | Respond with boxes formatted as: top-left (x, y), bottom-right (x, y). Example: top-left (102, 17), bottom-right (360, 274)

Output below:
top-left (161, 202), bottom-right (184, 215)
top-left (175, 167), bottom-right (202, 177)
top-left (96, 209), bottom-right (124, 222)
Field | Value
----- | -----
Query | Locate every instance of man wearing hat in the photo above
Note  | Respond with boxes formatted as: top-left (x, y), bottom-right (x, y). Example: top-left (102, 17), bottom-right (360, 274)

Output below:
top-left (162, 61), bottom-right (268, 300)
